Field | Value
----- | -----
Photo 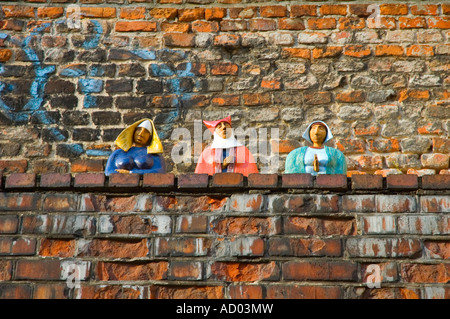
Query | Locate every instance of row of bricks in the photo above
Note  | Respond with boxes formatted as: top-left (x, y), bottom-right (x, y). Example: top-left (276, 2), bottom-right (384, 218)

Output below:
top-left (0, 236), bottom-right (447, 258)
top-left (2, 4), bottom-right (450, 20)
top-left (1, 259), bottom-right (448, 284)
top-left (0, 282), bottom-right (448, 299)
top-left (1, 213), bottom-right (448, 235)
top-left (1, 172), bottom-right (450, 190)
top-left (0, 192), bottom-right (449, 213)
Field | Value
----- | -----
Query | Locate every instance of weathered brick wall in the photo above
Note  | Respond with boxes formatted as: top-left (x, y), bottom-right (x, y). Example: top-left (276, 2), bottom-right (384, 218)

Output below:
top-left (0, 172), bottom-right (448, 299)
top-left (0, 1), bottom-right (449, 176)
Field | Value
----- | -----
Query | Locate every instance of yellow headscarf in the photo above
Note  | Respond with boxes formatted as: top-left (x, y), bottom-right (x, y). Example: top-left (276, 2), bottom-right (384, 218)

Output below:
top-left (114, 118), bottom-right (163, 154)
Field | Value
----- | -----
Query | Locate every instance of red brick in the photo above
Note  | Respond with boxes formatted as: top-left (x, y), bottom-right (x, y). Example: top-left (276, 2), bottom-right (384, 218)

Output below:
top-left (0, 238), bottom-right (36, 255)
top-left (34, 284), bottom-right (69, 299)
top-left (108, 173), bottom-right (140, 187)
top-left (155, 237), bottom-right (210, 256)
top-left (97, 261), bottom-right (168, 281)
top-left (79, 7), bottom-right (116, 18)
top-left (320, 4), bottom-right (347, 16)
top-left (39, 173), bottom-right (72, 188)
top-left (401, 264), bottom-right (450, 283)
top-left (209, 262), bottom-right (280, 282)
top-left (192, 21), bottom-right (219, 33)
top-left (284, 216), bottom-right (355, 236)
top-left (79, 239), bottom-right (149, 258)
top-left (422, 175), bottom-right (450, 190)
top-left (248, 173), bottom-right (278, 188)
top-left (176, 215), bottom-right (208, 233)
top-left (424, 241), bottom-right (450, 259)
top-left (39, 239), bottom-right (76, 257)
top-left (74, 173), bottom-right (105, 187)
top-left (15, 260), bottom-right (62, 280)
top-left (178, 8), bottom-right (204, 22)
top-left (428, 17), bottom-right (450, 29)
top-left (228, 285), bottom-right (263, 299)
top-left (212, 173), bottom-right (243, 188)
top-left (0, 215), bottom-right (18, 234)
top-left (115, 21), bottom-right (157, 32)
top-left (71, 159), bottom-right (105, 172)
top-left (269, 238), bottom-right (341, 257)
top-left (279, 18), bottom-right (305, 30)
top-left (211, 217), bottom-right (279, 235)
top-left (315, 174), bottom-right (348, 190)
top-left (150, 285), bottom-right (224, 299)
top-left (211, 62), bottom-right (239, 75)
top-left (205, 7), bottom-right (226, 21)
top-left (229, 194), bottom-right (264, 213)
top-left (347, 238), bottom-right (422, 258)
top-left (376, 195), bottom-right (417, 213)
top-left (283, 261), bottom-right (357, 281)
top-left (342, 195), bottom-right (376, 212)
top-left (282, 174), bottom-right (313, 188)
top-left (149, 8), bottom-right (177, 19)
top-left (120, 7), bottom-right (146, 20)
top-left (243, 92), bottom-right (271, 106)
top-left (0, 160), bottom-right (28, 174)
top-left (170, 261), bottom-right (203, 281)
top-left (230, 237), bottom-right (265, 257)
top-left (380, 4), bottom-right (408, 15)
top-left (351, 174), bottom-right (383, 190)
top-left (307, 18), bottom-right (336, 30)
top-left (0, 193), bottom-right (41, 211)
top-left (0, 284), bottom-right (32, 299)
top-left (386, 174), bottom-right (418, 190)
top-left (177, 173), bottom-right (208, 189)
top-left (37, 7), bottom-right (64, 19)
top-left (80, 284), bottom-right (144, 299)
top-left (266, 285), bottom-right (343, 299)
top-left (291, 5), bottom-right (317, 17)
top-left (335, 90), bottom-right (365, 102)
top-left (142, 173), bottom-right (175, 188)
top-left (43, 194), bottom-right (78, 212)
top-left (5, 173), bottom-right (36, 188)
top-left (249, 19), bottom-right (277, 31)
top-left (0, 260), bottom-right (12, 281)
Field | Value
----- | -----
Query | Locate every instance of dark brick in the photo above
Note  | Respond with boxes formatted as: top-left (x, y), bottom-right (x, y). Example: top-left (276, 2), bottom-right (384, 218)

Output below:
top-left (42, 128), bottom-right (69, 142)
top-left (15, 260), bottom-right (62, 280)
top-left (108, 173), bottom-right (140, 187)
top-left (0, 143), bottom-right (21, 156)
top-left (105, 79), bottom-right (133, 93)
top-left (84, 95), bottom-right (114, 109)
top-left (282, 174), bottom-right (313, 188)
top-left (248, 173), bottom-right (278, 188)
top-left (72, 128), bottom-right (101, 142)
top-left (212, 173), bottom-right (244, 188)
top-left (386, 174), bottom-right (419, 190)
top-left (422, 175), bottom-right (450, 190)
top-left (90, 64), bottom-right (116, 77)
top-left (44, 80), bottom-right (75, 94)
top-left (43, 194), bottom-right (78, 212)
top-left (116, 96), bottom-right (148, 109)
top-left (40, 173), bottom-right (72, 188)
top-left (74, 173), bottom-right (105, 188)
top-left (178, 174), bottom-right (209, 189)
top-left (77, 48), bottom-right (107, 62)
top-left (0, 193), bottom-right (41, 211)
top-left (0, 215), bottom-right (19, 234)
top-left (315, 174), bottom-right (348, 190)
top-left (136, 79), bottom-right (163, 94)
top-left (143, 173), bottom-right (175, 189)
top-left (30, 111), bottom-right (61, 125)
top-left (56, 144), bottom-right (84, 158)
top-left (0, 284), bottom-right (32, 299)
top-left (50, 95), bottom-right (78, 109)
top-left (0, 237), bottom-right (36, 255)
top-left (103, 129), bottom-right (123, 142)
top-left (351, 174), bottom-right (383, 190)
top-left (118, 63), bottom-right (146, 77)
top-left (92, 111), bottom-right (121, 125)
top-left (62, 111), bottom-right (90, 126)
top-left (5, 173), bottom-right (36, 188)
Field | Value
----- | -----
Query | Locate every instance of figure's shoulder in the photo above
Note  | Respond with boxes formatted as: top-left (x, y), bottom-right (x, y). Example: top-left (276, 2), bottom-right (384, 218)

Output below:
top-left (324, 145), bottom-right (345, 157)
top-left (287, 146), bottom-right (307, 157)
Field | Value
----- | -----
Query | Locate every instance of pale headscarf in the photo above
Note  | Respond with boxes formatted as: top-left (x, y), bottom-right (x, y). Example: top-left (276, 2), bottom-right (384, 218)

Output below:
top-left (302, 120), bottom-right (334, 144)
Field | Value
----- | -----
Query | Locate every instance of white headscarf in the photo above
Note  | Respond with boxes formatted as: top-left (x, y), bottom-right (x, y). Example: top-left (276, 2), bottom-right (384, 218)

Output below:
top-left (210, 130), bottom-right (243, 149)
top-left (302, 120), bottom-right (333, 144)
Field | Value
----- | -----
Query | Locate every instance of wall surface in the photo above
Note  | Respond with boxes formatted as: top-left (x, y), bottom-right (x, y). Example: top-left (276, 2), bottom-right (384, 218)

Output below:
top-left (0, 1), bottom-right (449, 176)
top-left (0, 172), bottom-right (449, 299)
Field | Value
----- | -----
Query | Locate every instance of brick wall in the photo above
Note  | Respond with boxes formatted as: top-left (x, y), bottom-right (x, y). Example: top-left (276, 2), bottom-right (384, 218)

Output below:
top-left (0, 172), bottom-right (449, 299)
top-left (0, 1), bottom-right (449, 176)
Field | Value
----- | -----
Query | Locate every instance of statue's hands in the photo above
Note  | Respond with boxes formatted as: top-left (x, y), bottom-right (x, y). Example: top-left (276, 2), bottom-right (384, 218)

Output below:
top-left (115, 169), bottom-right (131, 174)
top-left (222, 155), bottom-right (234, 168)
top-left (313, 154), bottom-right (320, 172)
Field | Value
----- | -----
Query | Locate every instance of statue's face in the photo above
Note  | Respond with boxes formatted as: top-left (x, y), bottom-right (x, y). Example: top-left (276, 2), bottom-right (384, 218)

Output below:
top-left (133, 127), bottom-right (152, 147)
top-left (309, 124), bottom-right (327, 145)
top-left (215, 121), bottom-right (232, 139)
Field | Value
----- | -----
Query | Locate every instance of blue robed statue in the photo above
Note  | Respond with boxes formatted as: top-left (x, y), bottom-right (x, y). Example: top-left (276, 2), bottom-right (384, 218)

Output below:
top-left (105, 118), bottom-right (166, 175)
top-left (285, 120), bottom-right (347, 175)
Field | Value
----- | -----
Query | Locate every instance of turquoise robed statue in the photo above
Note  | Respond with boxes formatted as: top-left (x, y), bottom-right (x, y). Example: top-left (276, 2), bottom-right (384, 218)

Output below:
top-left (285, 120), bottom-right (347, 175)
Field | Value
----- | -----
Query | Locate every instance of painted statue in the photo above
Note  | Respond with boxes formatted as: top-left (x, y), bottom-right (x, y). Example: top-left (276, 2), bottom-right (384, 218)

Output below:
top-left (195, 116), bottom-right (259, 176)
top-left (285, 120), bottom-right (347, 175)
top-left (105, 118), bottom-right (166, 175)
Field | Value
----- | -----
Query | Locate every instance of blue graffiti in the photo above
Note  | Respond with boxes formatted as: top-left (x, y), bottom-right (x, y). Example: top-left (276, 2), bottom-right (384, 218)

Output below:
top-left (82, 20), bottom-right (102, 49)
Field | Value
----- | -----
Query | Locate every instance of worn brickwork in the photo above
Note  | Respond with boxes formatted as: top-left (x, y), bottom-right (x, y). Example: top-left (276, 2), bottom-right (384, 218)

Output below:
top-left (0, 172), bottom-right (449, 299)
top-left (0, 1), bottom-right (449, 176)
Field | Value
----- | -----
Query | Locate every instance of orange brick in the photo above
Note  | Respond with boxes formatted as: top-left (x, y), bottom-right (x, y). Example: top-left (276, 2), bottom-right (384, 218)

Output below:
top-left (308, 17), bottom-right (336, 30)
top-left (320, 5), bottom-right (347, 16)
top-left (164, 33), bottom-right (195, 47)
top-left (115, 21), bottom-right (157, 32)
top-left (339, 17), bottom-right (365, 30)
top-left (399, 17), bottom-right (427, 29)
top-left (398, 89), bottom-right (430, 102)
top-left (260, 5), bottom-right (287, 18)
top-left (205, 7), bottom-right (226, 20)
top-left (428, 17), bottom-right (450, 29)
top-left (39, 239), bottom-right (76, 257)
top-left (261, 77), bottom-right (281, 90)
top-left (344, 45), bottom-right (371, 58)
top-left (120, 7), bottom-right (146, 20)
top-left (312, 46), bottom-right (343, 59)
top-left (211, 95), bottom-right (240, 106)
top-left (2, 5), bottom-right (35, 18)
top-left (279, 18), bottom-right (305, 30)
top-left (410, 5), bottom-right (439, 16)
top-left (375, 45), bottom-right (404, 56)
top-left (243, 93), bottom-right (271, 106)
top-left (192, 21), bottom-right (219, 32)
top-left (282, 48), bottom-right (311, 59)
top-left (380, 4), bottom-right (408, 15)
top-left (80, 7), bottom-right (116, 18)
top-left (443, 4), bottom-right (450, 15)
top-left (161, 22), bottom-right (189, 33)
top-left (406, 45), bottom-right (434, 57)
top-left (211, 62), bottom-right (239, 75)
top-left (149, 8), bottom-right (177, 19)
top-left (178, 8), bottom-right (204, 22)
top-left (368, 17), bottom-right (396, 29)
top-left (249, 18), bottom-right (277, 31)
top-left (37, 7), bottom-right (64, 19)
top-left (291, 5), bottom-right (317, 17)
top-left (0, 49), bottom-right (12, 62)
